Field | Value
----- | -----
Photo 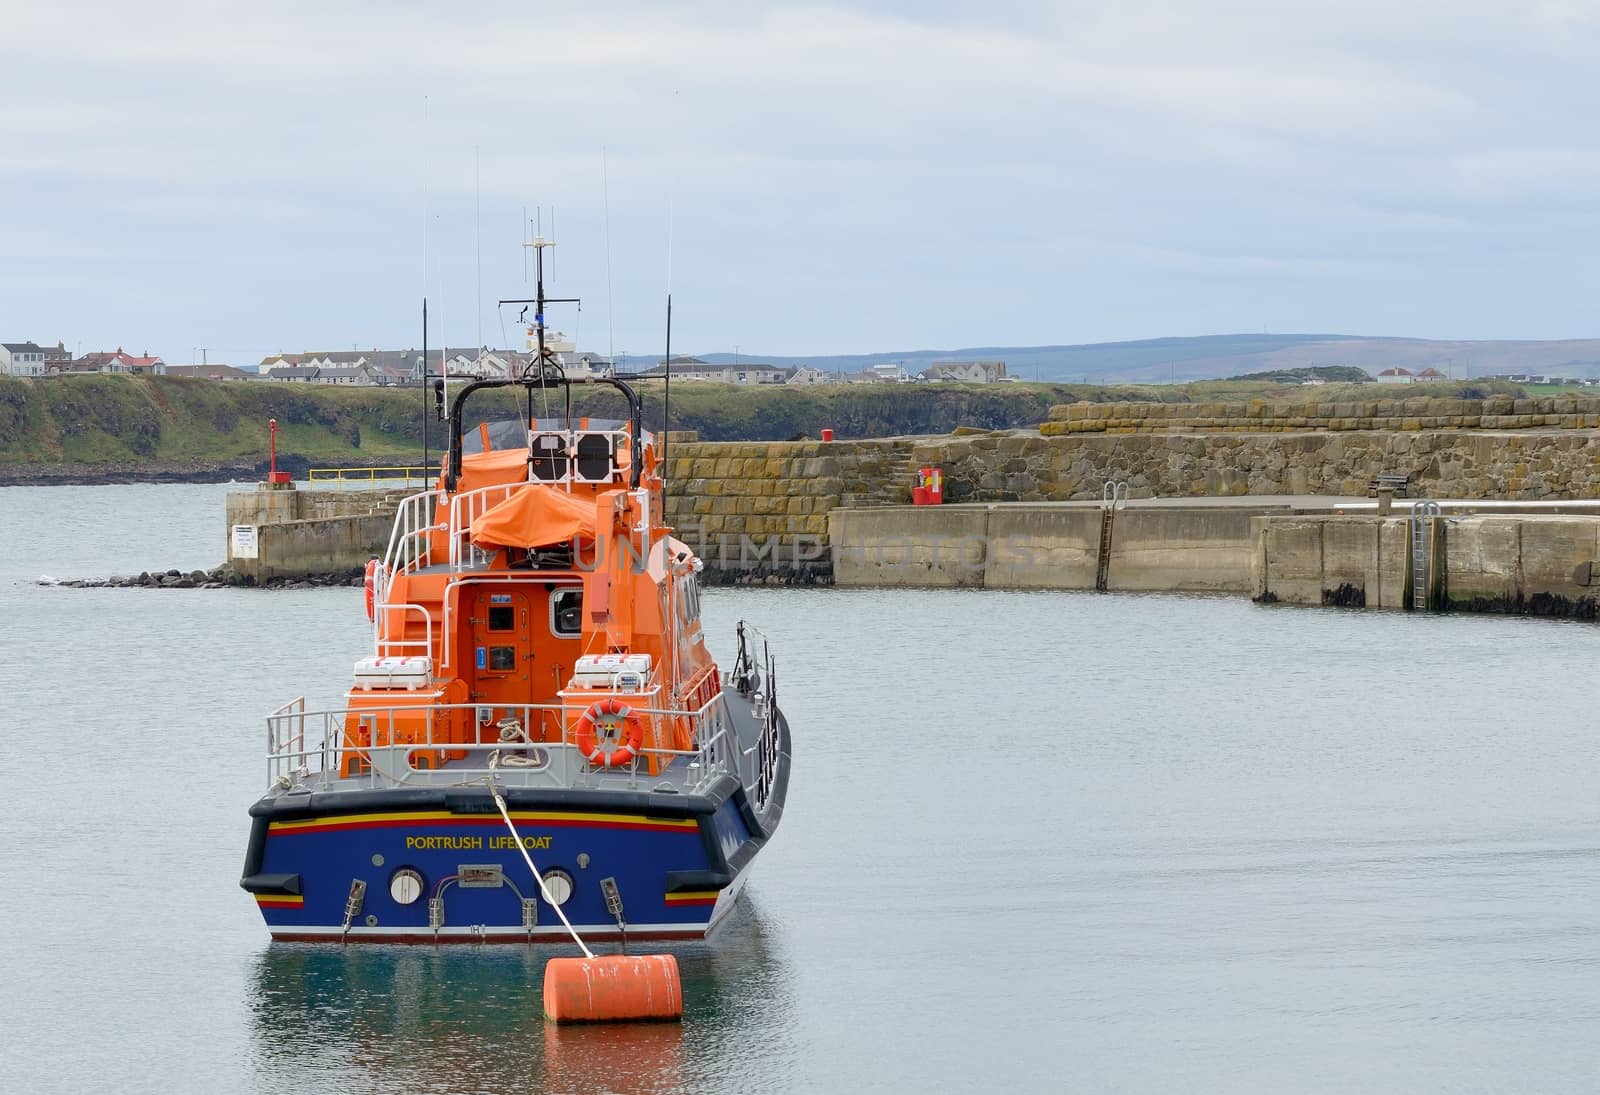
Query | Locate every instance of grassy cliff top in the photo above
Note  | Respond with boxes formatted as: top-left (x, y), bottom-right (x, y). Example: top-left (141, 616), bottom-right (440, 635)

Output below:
top-left (0, 373), bottom-right (1537, 479)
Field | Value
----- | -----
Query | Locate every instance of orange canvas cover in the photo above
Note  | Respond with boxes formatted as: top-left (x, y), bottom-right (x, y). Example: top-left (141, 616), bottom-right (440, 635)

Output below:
top-left (454, 447), bottom-right (533, 494)
top-left (470, 483), bottom-right (597, 549)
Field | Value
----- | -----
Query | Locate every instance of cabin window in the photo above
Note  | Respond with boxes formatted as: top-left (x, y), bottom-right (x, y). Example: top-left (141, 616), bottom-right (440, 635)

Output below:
top-left (487, 646), bottom-right (517, 671)
top-left (677, 576), bottom-right (701, 625)
top-left (551, 588), bottom-right (583, 637)
top-left (574, 432), bottom-right (614, 482)
top-left (529, 433), bottom-right (568, 481)
top-left (488, 606), bottom-right (515, 631)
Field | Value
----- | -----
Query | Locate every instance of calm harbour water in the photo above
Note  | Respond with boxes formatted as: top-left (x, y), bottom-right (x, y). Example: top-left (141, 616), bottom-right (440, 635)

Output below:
top-left (0, 483), bottom-right (1596, 1094)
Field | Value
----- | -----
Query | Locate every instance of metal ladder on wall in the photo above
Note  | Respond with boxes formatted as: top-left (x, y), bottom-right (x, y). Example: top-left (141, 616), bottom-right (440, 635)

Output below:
top-left (1409, 499), bottom-right (1441, 610)
top-left (1096, 480), bottom-right (1129, 592)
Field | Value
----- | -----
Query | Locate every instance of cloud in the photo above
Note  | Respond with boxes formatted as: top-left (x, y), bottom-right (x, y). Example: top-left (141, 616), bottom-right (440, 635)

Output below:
top-left (4, 0), bottom-right (1600, 360)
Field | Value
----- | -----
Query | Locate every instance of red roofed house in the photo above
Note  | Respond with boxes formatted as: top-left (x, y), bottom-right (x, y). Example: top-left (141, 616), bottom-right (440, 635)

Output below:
top-left (1414, 368), bottom-right (1447, 382)
top-left (1375, 367), bottom-right (1414, 385)
top-left (70, 348), bottom-right (167, 375)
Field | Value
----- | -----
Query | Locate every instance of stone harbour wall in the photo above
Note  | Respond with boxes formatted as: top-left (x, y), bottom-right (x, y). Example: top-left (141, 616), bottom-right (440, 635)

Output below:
top-left (1042, 394), bottom-right (1600, 435)
top-left (918, 430), bottom-right (1600, 502)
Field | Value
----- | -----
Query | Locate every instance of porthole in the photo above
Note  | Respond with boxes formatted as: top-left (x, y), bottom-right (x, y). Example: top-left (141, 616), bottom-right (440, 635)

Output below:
top-left (540, 869), bottom-right (574, 906)
top-left (390, 868), bottom-right (424, 905)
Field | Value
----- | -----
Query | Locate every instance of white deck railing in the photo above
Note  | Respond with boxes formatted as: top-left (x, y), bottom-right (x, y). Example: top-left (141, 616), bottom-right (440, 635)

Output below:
top-left (264, 693), bottom-right (750, 797)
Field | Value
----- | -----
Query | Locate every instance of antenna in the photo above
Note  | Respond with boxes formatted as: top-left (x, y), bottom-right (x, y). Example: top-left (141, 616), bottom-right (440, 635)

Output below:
top-left (421, 94), bottom-right (430, 477)
top-left (603, 148), bottom-right (615, 372)
top-left (439, 273), bottom-right (447, 411)
top-left (662, 194), bottom-right (674, 474)
top-left (661, 90), bottom-right (680, 477)
top-left (475, 145), bottom-right (483, 357)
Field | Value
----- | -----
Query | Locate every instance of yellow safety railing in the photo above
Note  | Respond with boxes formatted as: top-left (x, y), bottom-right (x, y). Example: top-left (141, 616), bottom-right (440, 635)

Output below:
top-left (306, 466), bottom-right (430, 486)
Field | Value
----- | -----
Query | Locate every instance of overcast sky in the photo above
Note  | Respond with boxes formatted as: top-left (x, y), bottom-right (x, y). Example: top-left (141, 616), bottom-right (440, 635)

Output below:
top-left (5, 0), bottom-right (1600, 365)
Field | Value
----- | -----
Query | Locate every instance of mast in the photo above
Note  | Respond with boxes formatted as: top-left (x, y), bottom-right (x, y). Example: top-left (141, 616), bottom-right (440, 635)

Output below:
top-left (535, 236), bottom-right (548, 375)
top-left (521, 217), bottom-right (562, 381)
top-left (663, 294), bottom-right (672, 473)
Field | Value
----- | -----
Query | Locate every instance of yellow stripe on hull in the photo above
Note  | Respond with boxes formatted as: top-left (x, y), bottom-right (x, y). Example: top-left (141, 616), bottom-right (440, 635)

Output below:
top-left (664, 890), bottom-right (722, 904)
top-left (268, 809), bottom-right (698, 834)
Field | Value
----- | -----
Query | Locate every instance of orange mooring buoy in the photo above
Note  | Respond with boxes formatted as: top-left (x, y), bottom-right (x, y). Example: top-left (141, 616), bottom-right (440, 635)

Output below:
top-left (543, 954), bottom-right (684, 1024)
top-left (488, 787), bottom-right (685, 1024)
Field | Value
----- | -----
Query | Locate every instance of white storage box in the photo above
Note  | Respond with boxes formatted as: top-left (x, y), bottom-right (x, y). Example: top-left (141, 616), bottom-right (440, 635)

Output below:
top-left (569, 653), bottom-right (653, 692)
top-left (353, 656), bottom-right (433, 691)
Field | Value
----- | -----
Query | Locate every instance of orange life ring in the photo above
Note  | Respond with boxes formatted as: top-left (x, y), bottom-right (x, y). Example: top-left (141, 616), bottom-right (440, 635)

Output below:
top-left (575, 698), bottom-right (645, 767)
top-left (363, 558), bottom-right (380, 621)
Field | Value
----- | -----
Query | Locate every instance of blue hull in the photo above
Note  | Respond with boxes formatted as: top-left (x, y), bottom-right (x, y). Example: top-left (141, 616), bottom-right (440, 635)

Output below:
top-left (241, 781), bottom-right (773, 943)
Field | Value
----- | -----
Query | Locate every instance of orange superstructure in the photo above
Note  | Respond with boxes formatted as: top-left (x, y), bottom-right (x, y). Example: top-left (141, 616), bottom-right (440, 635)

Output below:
top-left (339, 390), bottom-right (717, 782)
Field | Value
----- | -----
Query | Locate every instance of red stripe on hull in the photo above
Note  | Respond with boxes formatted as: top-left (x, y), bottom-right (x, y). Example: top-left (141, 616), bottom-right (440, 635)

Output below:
top-left (267, 928), bottom-right (709, 945)
top-left (268, 816), bottom-right (693, 837)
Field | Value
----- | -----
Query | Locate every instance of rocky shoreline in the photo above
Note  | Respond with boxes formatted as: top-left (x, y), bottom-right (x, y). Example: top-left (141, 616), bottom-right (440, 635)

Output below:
top-left (1, 460), bottom-right (273, 487)
top-left (37, 564), bottom-right (365, 590)
top-left (0, 454), bottom-right (429, 487)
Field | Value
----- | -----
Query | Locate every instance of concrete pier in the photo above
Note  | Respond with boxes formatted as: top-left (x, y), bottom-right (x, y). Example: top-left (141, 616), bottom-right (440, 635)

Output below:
top-left (829, 496), bottom-right (1600, 619)
top-left (225, 483), bottom-right (408, 583)
top-left (829, 502), bottom-right (1280, 592)
top-left (1253, 510), bottom-right (1600, 616)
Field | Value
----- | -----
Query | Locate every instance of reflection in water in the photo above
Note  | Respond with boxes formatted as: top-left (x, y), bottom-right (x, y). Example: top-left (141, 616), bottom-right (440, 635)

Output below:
top-left (248, 897), bottom-right (793, 1094)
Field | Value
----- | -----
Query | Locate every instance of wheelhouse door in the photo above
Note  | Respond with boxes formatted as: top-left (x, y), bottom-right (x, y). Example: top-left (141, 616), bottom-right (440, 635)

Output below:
top-left (470, 589), bottom-right (536, 714)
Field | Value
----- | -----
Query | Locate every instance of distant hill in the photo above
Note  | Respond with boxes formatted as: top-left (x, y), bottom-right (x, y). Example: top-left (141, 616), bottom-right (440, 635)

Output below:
top-left (696, 334), bottom-right (1600, 383)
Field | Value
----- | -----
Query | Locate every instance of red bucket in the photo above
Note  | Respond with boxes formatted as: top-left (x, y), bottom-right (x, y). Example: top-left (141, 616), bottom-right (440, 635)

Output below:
top-left (820, 428), bottom-right (834, 442)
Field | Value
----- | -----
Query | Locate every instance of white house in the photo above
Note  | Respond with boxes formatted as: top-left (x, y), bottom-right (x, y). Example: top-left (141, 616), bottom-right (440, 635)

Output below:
top-left (444, 351), bottom-right (503, 378)
top-left (566, 352), bottom-right (613, 380)
top-left (1, 342), bottom-right (47, 376)
top-left (726, 364), bottom-right (792, 385)
top-left (637, 357), bottom-right (795, 384)
top-left (255, 344), bottom-right (617, 386)
top-left (1375, 368), bottom-right (1414, 385)
top-left (315, 365), bottom-right (378, 385)
top-left (267, 365), bottom-right (321, 382)
top-left (847, 363), bottom-right (910, 383)
top-left (638, 356), bottom-right (718, 380)
top-left (919, 360), bottom-right (1007, 383)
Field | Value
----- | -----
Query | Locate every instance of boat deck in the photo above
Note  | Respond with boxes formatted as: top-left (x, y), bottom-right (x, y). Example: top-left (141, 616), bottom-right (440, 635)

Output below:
top-left (264, 684), bottom-right (771, 802)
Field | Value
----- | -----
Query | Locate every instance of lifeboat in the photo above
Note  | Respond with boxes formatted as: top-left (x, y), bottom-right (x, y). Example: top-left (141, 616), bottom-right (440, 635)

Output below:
top-left (238, 259), bottom-right (791, 943)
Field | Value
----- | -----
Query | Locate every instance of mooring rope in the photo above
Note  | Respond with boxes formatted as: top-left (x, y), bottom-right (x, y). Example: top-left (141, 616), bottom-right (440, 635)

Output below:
top-left (487, 779), bottom-right (594, 958)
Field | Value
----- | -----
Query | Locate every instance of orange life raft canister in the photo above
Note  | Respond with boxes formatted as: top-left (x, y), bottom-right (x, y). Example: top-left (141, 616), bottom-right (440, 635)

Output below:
top-left (363, 558), bottom-right (380, 621)
top-left (575, 698), bottom-right (645, 767)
